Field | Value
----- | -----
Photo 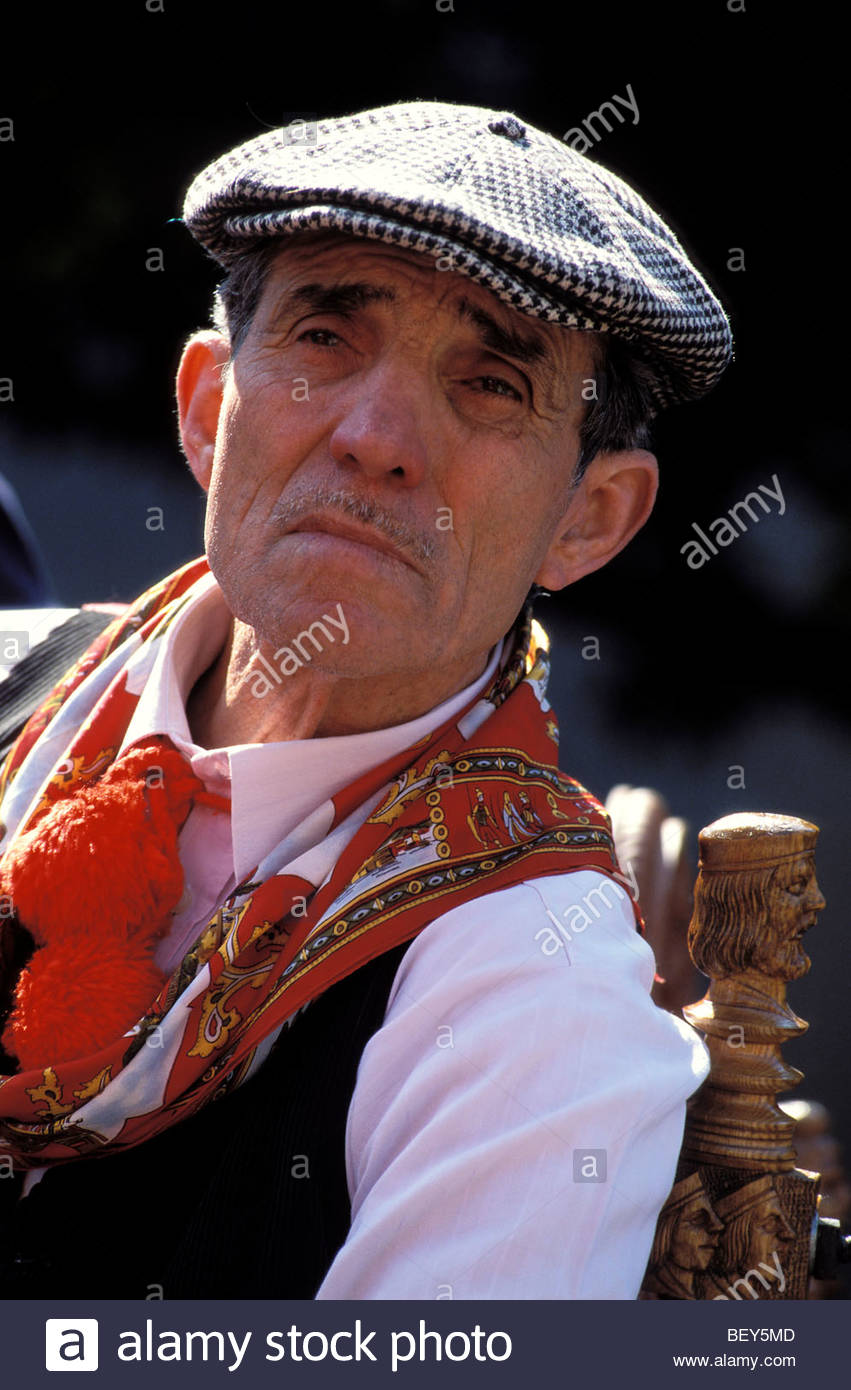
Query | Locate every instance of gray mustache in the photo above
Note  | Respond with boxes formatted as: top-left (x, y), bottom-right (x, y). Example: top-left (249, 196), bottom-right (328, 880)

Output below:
top-left (271, 487), bottom-right (437, 567)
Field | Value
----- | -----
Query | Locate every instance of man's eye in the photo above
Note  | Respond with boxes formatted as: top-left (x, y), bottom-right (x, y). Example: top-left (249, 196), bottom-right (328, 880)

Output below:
top-left (297, 328), bottom-right (343, 347)
top-left (468, 375), bottom-right (523, 401)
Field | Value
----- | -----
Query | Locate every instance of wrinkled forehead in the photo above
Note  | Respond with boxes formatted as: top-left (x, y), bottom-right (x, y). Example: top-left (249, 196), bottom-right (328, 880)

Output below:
top-left (755, 1193), bottom-right (784, 1217)
top-left (775, 853), bottom-right (816, 884)
top-left (682, 1193), bottom-right (713, 1218)
top-left (255, 229), bottom-right (600, 373)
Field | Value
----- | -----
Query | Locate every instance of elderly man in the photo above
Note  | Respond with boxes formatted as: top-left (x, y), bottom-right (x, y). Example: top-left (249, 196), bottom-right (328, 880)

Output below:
top-left (0, 100), bottom-right (730, 1300)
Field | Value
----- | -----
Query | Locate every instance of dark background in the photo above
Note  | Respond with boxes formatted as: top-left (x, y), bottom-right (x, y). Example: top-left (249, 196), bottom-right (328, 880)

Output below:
top-left (2, 1), bottom-right (849, 1248)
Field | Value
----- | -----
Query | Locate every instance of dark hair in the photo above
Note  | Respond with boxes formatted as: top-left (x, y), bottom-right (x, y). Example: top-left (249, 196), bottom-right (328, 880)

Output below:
top-left (576, 332), bottom-right (657, 478)
top-left (210, 238), bottom-right (657, 482)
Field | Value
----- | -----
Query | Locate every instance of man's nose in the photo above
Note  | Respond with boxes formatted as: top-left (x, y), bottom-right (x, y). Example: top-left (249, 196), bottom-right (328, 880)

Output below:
top-left (806, 875), bottom-right (826, 914)
top-left (328, 363), bottom-right (430, 486)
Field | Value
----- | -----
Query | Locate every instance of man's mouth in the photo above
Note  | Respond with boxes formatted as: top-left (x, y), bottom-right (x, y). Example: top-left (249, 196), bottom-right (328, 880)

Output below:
top-left (287, 512), bottom-right (418, 572)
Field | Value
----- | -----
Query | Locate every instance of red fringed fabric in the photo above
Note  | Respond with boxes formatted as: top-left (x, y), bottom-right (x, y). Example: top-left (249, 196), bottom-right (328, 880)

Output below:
top-left (0, 741), bottom-right (230, 1068)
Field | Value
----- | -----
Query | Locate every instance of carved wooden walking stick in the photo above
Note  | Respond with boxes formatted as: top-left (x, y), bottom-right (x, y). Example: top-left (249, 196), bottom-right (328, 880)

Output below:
top-left (641, 812), bottom-right (832, 1300)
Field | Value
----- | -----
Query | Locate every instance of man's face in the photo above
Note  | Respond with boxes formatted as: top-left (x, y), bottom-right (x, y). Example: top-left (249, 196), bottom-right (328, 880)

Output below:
top-left (758, 853), bottom-right (825, 980)
top-left (198, 235), bottom-right (596, 690)
top-left (746, 1193), bottom-right (795, 1270)
top-left (670, 1192), bottom-right (723, 1272)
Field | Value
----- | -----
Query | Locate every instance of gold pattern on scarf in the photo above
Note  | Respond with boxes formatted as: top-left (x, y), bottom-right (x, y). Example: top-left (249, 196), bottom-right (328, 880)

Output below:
top-left (32, 747), bottom-right (117, 818)
top-left (369, 751), bottom-right (453, 827)
top-left (354, 802), bottom-right (447, 881)
top-left (72, 1065), bottom-right (113, 1104)
top-left (188, 920), bottom-right (283, 1059)
top-left (170, 903), bottom-right (248, 1010)
top-left (25, 1066), bottom-right (72, 1118)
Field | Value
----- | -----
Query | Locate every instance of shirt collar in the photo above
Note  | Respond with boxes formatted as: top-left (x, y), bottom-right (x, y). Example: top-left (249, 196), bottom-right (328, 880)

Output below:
top-left (120, 571), bottom-right (507, 882)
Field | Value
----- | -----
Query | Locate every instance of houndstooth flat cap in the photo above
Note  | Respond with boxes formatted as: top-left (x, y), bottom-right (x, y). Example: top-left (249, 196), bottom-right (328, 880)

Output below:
top-left (182, 100), bottom-right (733, 411)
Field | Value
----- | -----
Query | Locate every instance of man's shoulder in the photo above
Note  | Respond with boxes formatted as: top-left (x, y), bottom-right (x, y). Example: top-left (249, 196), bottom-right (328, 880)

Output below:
top-left (389, 871), bottom-right (652, 1004)
top-left (0, 607), bottom-right (126, 766)
top-left (0, 603), bottom-right (129, 683)
top-left (427, 872), bottom-right (645, 952)
top-left (0, 607), bottom-right (80, 681)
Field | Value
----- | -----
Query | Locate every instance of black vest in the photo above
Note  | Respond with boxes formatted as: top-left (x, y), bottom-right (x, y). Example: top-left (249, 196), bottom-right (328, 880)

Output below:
top-left (0, 936), bottom-right (412, 1299)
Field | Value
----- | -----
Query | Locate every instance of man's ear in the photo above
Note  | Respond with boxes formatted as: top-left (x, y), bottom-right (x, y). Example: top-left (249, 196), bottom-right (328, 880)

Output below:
top-left (175, 331), bottom-right (232, 493)
top-left (534, 449), bottom-right (659, 591)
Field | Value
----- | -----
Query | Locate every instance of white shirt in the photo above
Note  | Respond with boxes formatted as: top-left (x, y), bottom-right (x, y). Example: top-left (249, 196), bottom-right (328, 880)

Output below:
top-left (4, 586), bottom-right (709, 1297)
top-left (322, 874), bottom-right (708, 1299)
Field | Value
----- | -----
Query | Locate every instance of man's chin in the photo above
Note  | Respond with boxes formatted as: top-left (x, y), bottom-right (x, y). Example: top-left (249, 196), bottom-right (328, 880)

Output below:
top-left (227, 590), bottom-right (412, 652)
top-left (777, 944), bottom-right (811, 981)
top-left (257, 624), bottom-right (430, 684)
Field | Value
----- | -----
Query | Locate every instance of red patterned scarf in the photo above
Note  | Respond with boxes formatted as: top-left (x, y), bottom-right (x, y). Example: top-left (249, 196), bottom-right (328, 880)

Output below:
top-left (0, 556), bottom-right (640, 1170)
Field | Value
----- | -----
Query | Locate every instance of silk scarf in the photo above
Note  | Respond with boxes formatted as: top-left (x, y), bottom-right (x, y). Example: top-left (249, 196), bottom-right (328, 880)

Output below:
top-left (0, 556), bottom-right (640, 1170)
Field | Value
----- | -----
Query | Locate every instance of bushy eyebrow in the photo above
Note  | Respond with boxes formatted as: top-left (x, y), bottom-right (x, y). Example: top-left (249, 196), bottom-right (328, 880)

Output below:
top-left (269, 281), bottom-right (395, 325)
top-left (268, 280), bottom-right (552, 371)
top-left (453, 296), bottom-right (550, 369)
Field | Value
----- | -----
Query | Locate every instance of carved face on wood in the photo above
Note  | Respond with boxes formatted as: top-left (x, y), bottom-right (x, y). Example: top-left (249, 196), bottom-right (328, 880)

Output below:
top-left (669, 1190), bottom-right (724, 1271)
top-left (714, 1176), bottom-right (796, 1274)
top-left (760, 853), bottom-right (825, 981)
top-left (689, 848), bottom-right (825, 982)
top-left (717, 1184), bottom-right (795, 1273)
top-left (745, 1191), bottom-right (796, 1269)
top-left (648, 1173), bottom-right (724, 1285)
